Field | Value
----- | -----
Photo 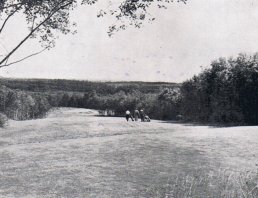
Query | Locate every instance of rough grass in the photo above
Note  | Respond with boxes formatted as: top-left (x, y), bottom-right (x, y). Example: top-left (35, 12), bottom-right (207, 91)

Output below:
top-left (146, 169), bottom-right (258, 198)
top-left (0, 108), bottom-right (257, 197)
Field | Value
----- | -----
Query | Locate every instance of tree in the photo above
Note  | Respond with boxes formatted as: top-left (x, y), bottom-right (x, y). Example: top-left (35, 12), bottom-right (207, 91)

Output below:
top-left (157, 87), bottom-right (181, 119)
top-left (180, 53), bottom-right (258, 125)
top-left (0, 0), bottom-right (187, 68)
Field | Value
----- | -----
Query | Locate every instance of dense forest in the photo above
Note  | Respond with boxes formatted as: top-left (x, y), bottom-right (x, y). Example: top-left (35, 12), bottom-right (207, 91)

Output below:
top-left (180, 53), bottom-right (258, 125)
top-left (0, 53), bottom-right (258, 127)
top-left (0, 86), bottom-right (51, 127)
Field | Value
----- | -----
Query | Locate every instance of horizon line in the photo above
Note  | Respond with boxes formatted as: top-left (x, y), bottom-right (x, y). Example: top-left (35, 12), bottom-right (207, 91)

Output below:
top-left (0, 76), bottom-right (184, 84)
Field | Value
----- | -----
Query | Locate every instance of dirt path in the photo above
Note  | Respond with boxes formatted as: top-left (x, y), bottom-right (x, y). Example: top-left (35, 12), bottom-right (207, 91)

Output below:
top-left (0, 108), bottom-right (257, 197)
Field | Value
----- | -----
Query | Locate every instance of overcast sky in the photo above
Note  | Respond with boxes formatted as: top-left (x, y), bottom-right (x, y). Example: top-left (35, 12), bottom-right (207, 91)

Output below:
top-left (0, 0), bottom-right (258, 82)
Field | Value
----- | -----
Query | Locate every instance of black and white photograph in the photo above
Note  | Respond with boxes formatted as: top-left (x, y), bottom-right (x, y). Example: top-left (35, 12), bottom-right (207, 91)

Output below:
top-left (0, 0), bottom-right (257, 197)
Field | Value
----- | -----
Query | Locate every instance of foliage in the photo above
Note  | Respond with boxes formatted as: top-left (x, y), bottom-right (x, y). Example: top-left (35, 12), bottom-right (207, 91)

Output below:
top-left (0, 78), bottom-right (179, 94)
top-left (156, 87), bottom-right (181, 120)
top-left (0, 78), bottom-right (180, 125)
top-left (0, 112), bottom-right (8, 127)
top-left (0, 0), bottom-right (187, 68)
top-left (104, 0), bottom-right (187, 36)
top-left (2, 52), bottom-right (258, 127)
top-left (51, 87), bottom-right (180, 120)
top-left (180, 54), bottom-right (258, 125)
top-left (0, 85), bottom-right (51, 122)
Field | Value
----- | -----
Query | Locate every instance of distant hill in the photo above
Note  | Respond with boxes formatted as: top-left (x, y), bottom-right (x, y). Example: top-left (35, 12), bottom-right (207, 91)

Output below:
top-left (0, 78), bottom-right (180, 94)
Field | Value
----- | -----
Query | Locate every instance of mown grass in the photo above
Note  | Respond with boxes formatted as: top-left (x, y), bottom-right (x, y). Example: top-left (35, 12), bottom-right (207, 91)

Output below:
top-left (1, 108), bottom-right (257, 197)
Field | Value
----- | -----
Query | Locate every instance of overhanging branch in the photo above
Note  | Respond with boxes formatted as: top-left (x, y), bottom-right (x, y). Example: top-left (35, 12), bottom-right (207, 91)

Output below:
top-left (0, 48), bottom-right (47, 68)
top-left (0, 4), bottom-right (23, 34)
top-left (0, 0), bottom-right (74, 66)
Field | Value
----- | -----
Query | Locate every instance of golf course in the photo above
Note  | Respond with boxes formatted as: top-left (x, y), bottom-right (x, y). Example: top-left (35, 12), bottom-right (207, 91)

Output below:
top-left (0, 108), bottom-right (257, 197)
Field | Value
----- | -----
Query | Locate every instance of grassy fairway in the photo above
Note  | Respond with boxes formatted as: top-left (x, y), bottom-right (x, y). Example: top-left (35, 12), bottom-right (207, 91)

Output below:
top-left (0, 108), bottom-right (257, 197)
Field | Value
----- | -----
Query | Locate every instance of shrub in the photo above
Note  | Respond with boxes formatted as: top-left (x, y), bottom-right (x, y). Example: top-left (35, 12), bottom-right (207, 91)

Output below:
top-left (0, 113), bottom-right (8, 127)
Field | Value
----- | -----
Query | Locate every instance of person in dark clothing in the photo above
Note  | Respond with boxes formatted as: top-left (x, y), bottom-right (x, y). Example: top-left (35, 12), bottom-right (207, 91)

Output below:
top-left (134, 109), bottom-right (140, 121)
top-left (140, 109), bottom-right (145, 122)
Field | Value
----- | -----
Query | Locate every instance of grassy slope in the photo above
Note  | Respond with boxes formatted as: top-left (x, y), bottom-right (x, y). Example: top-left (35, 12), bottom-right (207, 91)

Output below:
top-left (0, 108), bottom-right (257, 197)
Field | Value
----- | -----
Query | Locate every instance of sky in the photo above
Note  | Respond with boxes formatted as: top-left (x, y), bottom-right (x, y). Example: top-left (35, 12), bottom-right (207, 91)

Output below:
top-left (0, 0), bottom-right (258, 82)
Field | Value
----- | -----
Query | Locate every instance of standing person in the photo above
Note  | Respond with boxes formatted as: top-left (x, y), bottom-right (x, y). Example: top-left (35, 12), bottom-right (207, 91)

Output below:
top-left (140, 109), bottom-right (145, 122)
top-left (134, 109), bottom-right (140, 121)
top-left (125, 110), bottom-right (134, 121)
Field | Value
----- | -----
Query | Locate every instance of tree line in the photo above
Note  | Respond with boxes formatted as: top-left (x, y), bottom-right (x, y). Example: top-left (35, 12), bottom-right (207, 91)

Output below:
top-left (1, 53), bottom-right (258, 127)
top-left (180, 53), bottom-right (258, 125)
top-left (0, 82), bottom-right (180, 127)
top-left (0, 86), bottom-right (51, 126)
top-left (56, 88), bottom-right (181, 120)
top-left (55, 53), bottom-right (258, 126)
top-left (0, 79), bottom-right (178, 94)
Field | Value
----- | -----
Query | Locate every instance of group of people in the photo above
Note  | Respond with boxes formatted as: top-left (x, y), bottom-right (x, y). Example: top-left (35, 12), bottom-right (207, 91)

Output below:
top-left (125, 109), bottom-right (150, 122)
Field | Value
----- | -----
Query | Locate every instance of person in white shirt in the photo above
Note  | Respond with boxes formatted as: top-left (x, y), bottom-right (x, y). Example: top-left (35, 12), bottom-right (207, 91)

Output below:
top-left (125, 110), bottom-right (134, 121)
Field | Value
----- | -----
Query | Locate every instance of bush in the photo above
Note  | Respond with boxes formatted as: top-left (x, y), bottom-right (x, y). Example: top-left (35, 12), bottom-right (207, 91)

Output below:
top-left (0, 113), bottom-right (8, 127)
